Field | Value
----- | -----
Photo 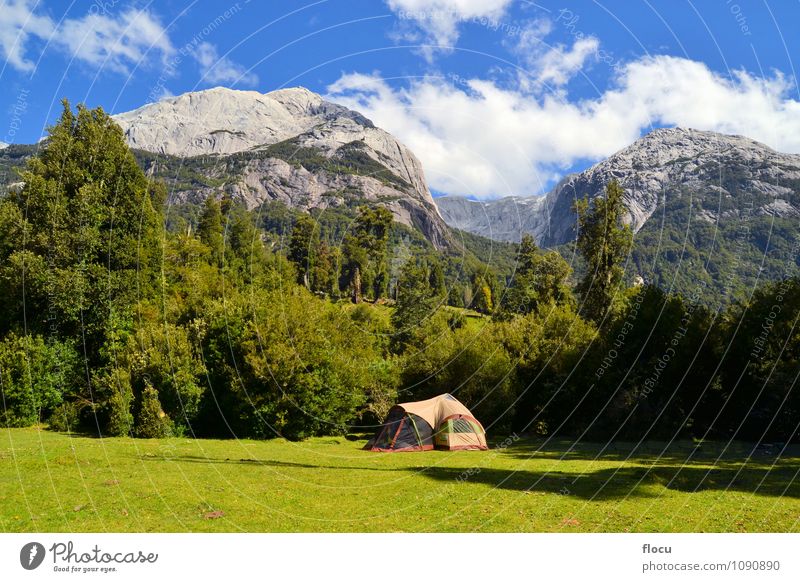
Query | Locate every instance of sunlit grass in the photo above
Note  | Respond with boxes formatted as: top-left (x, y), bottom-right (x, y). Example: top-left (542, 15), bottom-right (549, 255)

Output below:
top-left (2, 428), bottom-right (798, 532)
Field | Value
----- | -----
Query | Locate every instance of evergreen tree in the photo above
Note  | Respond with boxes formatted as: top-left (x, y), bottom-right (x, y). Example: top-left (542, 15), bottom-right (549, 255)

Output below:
top-left (288, 213), bottom-right (316, 288)
top-left (574, 179), bottom-right (633, 324)
top-left (197, 197), bottom-right (224, 266)
top-left (501, 234), bottom-right (573, 317)
top-left (391, 258), bottom-right (441, 351)
top-left (341, 206), bottom-right (392, 302)
top-left (0, 100), bottom-right (163, 360)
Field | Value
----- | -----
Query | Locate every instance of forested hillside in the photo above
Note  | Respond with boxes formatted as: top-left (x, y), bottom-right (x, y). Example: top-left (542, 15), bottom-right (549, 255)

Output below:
top-left (1, 103), bottom-right (799, 444)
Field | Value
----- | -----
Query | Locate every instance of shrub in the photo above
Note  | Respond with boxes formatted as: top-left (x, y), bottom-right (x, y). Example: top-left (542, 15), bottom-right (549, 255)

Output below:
top-left (135, 384), bottom-right (172, 438)
top-left (97, 367), bottom-right (135, 437)
top-left (48, 401), bottom-right (81, 432)
top-left (0, 333), bottom-right (77, 427)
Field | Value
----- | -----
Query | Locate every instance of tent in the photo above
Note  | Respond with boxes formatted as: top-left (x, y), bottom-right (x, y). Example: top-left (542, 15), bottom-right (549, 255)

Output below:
top-left (365, 394), bottom-right (488, 452)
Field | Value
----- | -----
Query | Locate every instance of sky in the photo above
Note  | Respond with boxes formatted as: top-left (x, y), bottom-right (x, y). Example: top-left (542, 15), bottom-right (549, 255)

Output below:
top-left (1, 0), bottom-right (799, 199)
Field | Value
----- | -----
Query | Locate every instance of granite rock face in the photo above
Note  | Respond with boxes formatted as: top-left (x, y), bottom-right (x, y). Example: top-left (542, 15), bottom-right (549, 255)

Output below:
top-left (436, 128), bottom-right (800, 246)
top-left (114, 87), bottom-right (450, 248)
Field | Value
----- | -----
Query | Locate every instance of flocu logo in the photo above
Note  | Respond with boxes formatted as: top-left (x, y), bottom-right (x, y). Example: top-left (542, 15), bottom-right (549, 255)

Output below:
top-left (20, 542), bottom-right (46, 570)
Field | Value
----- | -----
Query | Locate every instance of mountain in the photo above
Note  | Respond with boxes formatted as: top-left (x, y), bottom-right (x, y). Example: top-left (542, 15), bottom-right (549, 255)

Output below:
top-left (438, 128), bottom-right (800, 245)
top-left (113, 87), bottom-right (451, 248)
top-left (438, 128), bottom-right (800, 301)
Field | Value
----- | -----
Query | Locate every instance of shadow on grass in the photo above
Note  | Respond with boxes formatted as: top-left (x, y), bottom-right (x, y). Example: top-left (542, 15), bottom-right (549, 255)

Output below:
top-left (498, 438), bottom-right (800, 464)
top-left (137, 449), bottom-right (800, 500)
top-left (412, 463), bottom-right (800, 500)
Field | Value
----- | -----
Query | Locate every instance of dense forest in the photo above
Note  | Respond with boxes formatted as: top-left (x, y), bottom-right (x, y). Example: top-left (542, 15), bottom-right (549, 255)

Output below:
top-left (1, 102), bottom-right (798, 443)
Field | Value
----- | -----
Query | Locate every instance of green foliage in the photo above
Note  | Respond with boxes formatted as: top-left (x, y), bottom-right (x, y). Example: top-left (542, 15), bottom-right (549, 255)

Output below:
top-left (0, 101), bottom-right (163, 363)
top-left (574, 179), bottom-right (633, 324)
top-left (0, 333), bottom-right (78, 426)
top-left (288, 213), bottom-right (317, 288)
top-left (3, 111), bottom-right (800, 447)
top-left (197, 197), bottom-right (224, 266)
top-left (47, 401), bottom-right (81, 433)
top-left (199, 287), bottom-right (394, 440)
top-left (96, 367), bottom-right (134, 437)
top-left (127, 320), bottom-right (206, 432)
top-left (341, 206), bottom-right (393, 302)
top-left (135, 383), bottom-right (173, 438)
top-left (498, 234), bottom-right (574, 317)
top-left (391, 256), bottom-right (446, 351)
top-left (716, 278), bottom-right (800, 440)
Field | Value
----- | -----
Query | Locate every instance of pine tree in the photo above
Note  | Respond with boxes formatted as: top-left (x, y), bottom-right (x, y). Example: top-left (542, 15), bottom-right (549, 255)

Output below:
top-left (574, 179), bottom-right (633, 324)
top-left (0, 100), bottom-right (163, 360)
top-left (198, 197), bottom-right (224, 266)
top-left (288, 214), bottom-right (316, 288)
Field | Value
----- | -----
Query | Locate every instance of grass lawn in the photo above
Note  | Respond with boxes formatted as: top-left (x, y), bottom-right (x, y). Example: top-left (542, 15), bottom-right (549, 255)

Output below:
top-left (2, 427), bottom-right (799, 532)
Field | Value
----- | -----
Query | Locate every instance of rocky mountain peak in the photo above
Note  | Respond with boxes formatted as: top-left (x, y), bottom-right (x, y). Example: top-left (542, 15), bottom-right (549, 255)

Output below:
top-left (113, 86), bottom-right (450, 248)
top-left (437, 127), bottom-right (800, 246)
top-left (113, 86), bottom-right (376, 157)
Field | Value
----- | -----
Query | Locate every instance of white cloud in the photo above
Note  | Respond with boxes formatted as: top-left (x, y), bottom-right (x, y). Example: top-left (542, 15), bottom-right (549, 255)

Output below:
top-left (0, 0), bottom-right (56, 71)
top-left (510, 19), bottom-right (599, 90)
top-left (327, 56), bottom-right (800, 199)
top-left (0, 2), bottom-right (173, 74)
top-left (58, 9), bottom-right (173, 73)
top-left (192, 41), bottom-right (257, 87)
top-left (386, 0), bottom-right (513, 60)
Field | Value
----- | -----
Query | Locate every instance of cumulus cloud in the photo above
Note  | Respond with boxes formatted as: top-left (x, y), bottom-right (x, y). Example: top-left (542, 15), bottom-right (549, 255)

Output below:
top-left (0, 2), bottom-right (173, 74)
top-left (514, 22), bottom-right (599, 90)
top-left (192, 41), bottom-right (257, 87)
top-left (58, 9), bottom-right (174, 73)
top-left (327, 56), bottom-right (800, 199)
top-left (386, 0), bottom-right (513, 59)
top-left (0, 0), bottom-right (56, 71)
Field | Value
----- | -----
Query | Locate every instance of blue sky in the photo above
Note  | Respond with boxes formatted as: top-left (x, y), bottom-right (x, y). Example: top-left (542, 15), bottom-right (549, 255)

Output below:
top-left (1, 0), bottom-right (799, 198)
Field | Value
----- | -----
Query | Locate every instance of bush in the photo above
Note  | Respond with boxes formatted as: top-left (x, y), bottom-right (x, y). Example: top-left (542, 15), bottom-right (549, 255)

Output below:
top-left (97, 367), bottom-right (135, 437)
top-left (48, 401), bottom-right (81, 432)
top-left (135, 384), bottom-right (172, 438)
top-left (0, 333), bottom-right (77, 427)
top-left (201, 287), bottom-right (389, 439)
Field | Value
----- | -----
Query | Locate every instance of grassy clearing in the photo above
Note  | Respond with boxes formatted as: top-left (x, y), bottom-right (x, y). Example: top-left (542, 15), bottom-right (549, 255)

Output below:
top-left (2, 428), bottom-right (799, 533)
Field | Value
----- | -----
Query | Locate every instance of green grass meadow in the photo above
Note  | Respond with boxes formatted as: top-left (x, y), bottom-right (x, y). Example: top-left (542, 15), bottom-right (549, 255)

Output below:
top-left (2, 428), bottom-right (799, 533)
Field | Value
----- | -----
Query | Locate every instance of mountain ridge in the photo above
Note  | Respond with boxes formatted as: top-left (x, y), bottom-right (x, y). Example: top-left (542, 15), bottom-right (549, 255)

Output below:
top-left (437, 127), bottom-right (800, 246)
top-left (113, 86), bottom-right (451, 249)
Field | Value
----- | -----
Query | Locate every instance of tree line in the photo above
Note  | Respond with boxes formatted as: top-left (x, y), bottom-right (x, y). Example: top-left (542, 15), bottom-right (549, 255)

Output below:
top-left (1, 102), bottom-right (798, 443)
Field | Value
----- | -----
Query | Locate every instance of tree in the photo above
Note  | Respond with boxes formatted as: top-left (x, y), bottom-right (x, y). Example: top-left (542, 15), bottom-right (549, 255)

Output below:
top-left (197, 197), bottom-right (224, 266)
top-left (288, 214), bottom-right (316, 288)
top-left (391, 257), bottom-right (443, 351)
top-left (500, 234), bottom-right (573, 317)
top-left (135, 383), bottom-right (172, 438)
top-left (574, 179), bottom-right (633, 324)
top-left (341, 206), bottom-right (393, 302)
top-left (471, 273), bottom-right (494, 314)
top-left (0, 101), bottom-right (163, 359)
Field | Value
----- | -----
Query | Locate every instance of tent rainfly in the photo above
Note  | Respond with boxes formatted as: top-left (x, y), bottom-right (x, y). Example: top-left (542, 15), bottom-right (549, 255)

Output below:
top-left (365, 394), bottom-right (488, 452)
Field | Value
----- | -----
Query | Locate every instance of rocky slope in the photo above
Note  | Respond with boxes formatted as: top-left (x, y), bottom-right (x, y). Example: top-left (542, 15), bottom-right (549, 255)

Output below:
top-left (113, 87), bottom-right (450, 248)
top-left (437, 128), bottom-right (800, 247)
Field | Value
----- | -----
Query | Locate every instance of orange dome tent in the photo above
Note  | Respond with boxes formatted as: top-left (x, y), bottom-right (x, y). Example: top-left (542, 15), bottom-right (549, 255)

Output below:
top-left (365, 394), bottom-right (488, 452)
